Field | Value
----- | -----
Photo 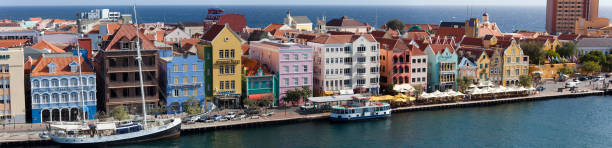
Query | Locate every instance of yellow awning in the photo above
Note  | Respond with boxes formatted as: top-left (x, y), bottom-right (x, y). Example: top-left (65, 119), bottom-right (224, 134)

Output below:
top-left (370, 95), bottom-right (394, 101)
top-left (324, 91), bottom-right (334, 95)
top-left (408, 97), bottom-right (416, 101)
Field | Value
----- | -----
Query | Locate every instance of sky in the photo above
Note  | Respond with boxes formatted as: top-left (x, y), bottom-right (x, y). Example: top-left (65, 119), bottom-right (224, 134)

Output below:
top-left (2, 0), bottom-right (612, 6)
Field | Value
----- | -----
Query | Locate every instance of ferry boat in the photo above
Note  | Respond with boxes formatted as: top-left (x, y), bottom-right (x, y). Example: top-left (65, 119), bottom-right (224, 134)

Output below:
top-left (330, 101), bottom-right (392, 121)
top-left (46, 4), bottom-right (181, 145)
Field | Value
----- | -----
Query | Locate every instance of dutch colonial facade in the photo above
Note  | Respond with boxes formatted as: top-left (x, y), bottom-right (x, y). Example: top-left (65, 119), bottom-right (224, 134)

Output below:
top-left (242, 57), bottom-right (276, 106)
top-left (377, 38), bottom-right (410, 87)
top-left (502, 40), bottom-right (529, 86)
top-left (159, 55), bottom-right (205, 114)
top-left (425, 44), bottom-right (458, 92)
top-left (250, 40), bottom-right (313, 106)
top-left (95, 24), bottom-right (160, 114)
top-left (409, 45), bottom-right (428, 87)
top-left (489, 49), bottom-right (504, 85)
top-left (308, 35), bottom-right (379, 96)
top-left (457, 57), bottom-right (478, 81)
top-left (196, 24), bottom-right (243, 109)
top-left (30, 55), bottom-right (96, 123)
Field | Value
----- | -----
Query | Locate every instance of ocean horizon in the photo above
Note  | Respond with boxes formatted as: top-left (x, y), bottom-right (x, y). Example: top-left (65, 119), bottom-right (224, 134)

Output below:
top-left (2, 5), bottom-right (612, 33)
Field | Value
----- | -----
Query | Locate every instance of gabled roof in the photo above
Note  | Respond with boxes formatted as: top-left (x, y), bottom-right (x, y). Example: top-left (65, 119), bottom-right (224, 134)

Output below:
top-left (311, 34), bottom-right (376, 44)
top-left (264, 24), bottom-right (284, 32)
top-left (429, 44), bottom-right (455, 54)
top-left (32, 40), bottom-right (65, 53)
top-left (219, 13), bottom-right (246, 32)
top-left (558, 34), bottom-right (580, 41)
top-left (409, 44), bottom-right (425, 56)
top-left (286, 16), bottom-right (312, 24)
top-left (403, 31), bottom-right (430, 40)
top-left (459, 57), bottom-right (476, 67)
top-left (242, 56), bottom-right (271, 76)
top-left (30, 56), bottom-right (93, 76)
top-left (436, 27), bottom-right (465, 39)
top-left (326, 16), bottom-right (365, 27)
top-left (376, 38), bottom-right (408, 50)
top-left (105, 24), bottom-right (156, 50)
top-left (201, 24), bottom-right (226, 41)
top-left (295, 34), bottom-right (318, 42)
top-left (460, 37), bottom-right (483, 47)
top-left (0, 39), bottom-right (28, 48)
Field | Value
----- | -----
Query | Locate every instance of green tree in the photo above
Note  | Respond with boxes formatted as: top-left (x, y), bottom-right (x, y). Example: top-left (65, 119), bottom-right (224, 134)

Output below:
top-left (558, 66), bottom-right (574, 75)
top-left (413, 84), bottom-right (424, 97)
top-left (580, 51), bottom-right (607, 64)
top-left (110, 106), bottom-right (129, 121)
top-left (581, 61), bottom-right (601, 74)
top-left (546, 50), bottom-right (560, 63)
top-left (519, 75), bottom-right (533, 87)
top-left (521, 42), bottom-right (545, 64)
top-left (282, 89), bottom-right (301, 106)
top-left (182, 98), bottom-right (202, 115)
top-left (606, 54), bottom-right (612, 72)
top-left (299, 86), bottom-right (313, 103)
top-left (386, 19), bottom-right (405, 31)
top-left (456, 77), bottom-right (474, 93)
top-left (556, 42), bottom-right (577, 57)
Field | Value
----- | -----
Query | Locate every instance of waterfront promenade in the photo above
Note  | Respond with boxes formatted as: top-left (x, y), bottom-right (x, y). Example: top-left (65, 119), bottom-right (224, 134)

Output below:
top-left (1, 88), bottom-right (608, 146)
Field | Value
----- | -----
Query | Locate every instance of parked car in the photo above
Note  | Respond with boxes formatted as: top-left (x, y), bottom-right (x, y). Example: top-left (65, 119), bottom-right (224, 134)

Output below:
top-left (224, 112), bottom-right (236, 119)
top-left (211, 115), bottom-right (222, 121)
top-left (536, 86), bottom-right (545, 91)
top-left (578, 76), bottom-right (588, 81)
top-left (605, 73), bottom-right (611, 78)
top-left (245, 108), bottom-right (260, 115)
top-left (565, 82), bottom-right (578, 88)
top-left (198, 115), bottom-right (209, 122)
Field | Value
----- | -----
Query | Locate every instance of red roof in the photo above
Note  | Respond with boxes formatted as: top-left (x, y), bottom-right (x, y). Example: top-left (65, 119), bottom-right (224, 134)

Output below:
top-left (327, 31), bottom-right (355, 35)
top-left (0, 39), bottom-right (28, 48)
top-left (241, 56), bottom-right (271, 76)
top-left (460, 37), bottom-right (483, 47)
top-left (219, 13), bottom-right (246, 32)
top-left (242, 44), bottom-right (250, 55)
top-left (264, 24), bottom-right (284, 32)
top-left (436, 27), bottom-right (465, 39)
top-left (371, 31), bottom-right (386, 38)
top-left (429, 44), bottom-right (455, 54)
top-left (32, 40), bottom-right (65, 53)
top-left (311, 34), bottom-right (376, 44)
top-left (376, 38), bottom-right (409, 51)
top-left (201, 24), bottom-right (226, 41)
top-left (409, 45), bottom-right (425, 56)
top-left (29, 17), bottom-right (42, 21)
top-left (558, 34), bottom-right (580, 41)
top-left (105, 24), bottom-right (156, 50)
top-left (404, 31), bottom-right (430, 40)
top-left (30, 56), bottom-right (94, 76)
top-left (0, 23), bottom-right (19, 27)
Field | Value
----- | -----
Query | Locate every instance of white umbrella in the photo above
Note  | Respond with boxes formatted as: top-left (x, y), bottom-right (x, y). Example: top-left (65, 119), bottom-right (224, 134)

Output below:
top-left (420, 92), bottom-right (431, 99)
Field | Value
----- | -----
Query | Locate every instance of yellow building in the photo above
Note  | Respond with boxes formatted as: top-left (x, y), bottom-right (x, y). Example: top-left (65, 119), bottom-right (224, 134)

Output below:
top-left (529, 63), bottom-right (577, 79)
top-left (476, 50), bottom-right (491, 82)
top-left (197, 24), bottom-right (244, 108)
top-left (542, 39), bottom-right (561, 52)
top-left (502, 40), bottom-right (530, 86)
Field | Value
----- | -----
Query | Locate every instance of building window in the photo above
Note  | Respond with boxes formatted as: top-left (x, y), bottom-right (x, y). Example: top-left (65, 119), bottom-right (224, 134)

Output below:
top-left (219, 50), bottom-right (224, 59)
top-left (294, 54), bottom-right (299, 60)
top-left (357, 68), bottom-right (366, 74)
top-left (303, 65), bottom-right (308, 72)
top-left (89, 91), bottom-right (95, 101)
top-left (225, 65), bottom-right (230, 74)
top-left (303, 54), bottom-right (308, 60)
top-left (370, 78), bottom-right (378, 84)
top-left (183, 76), bottom-right (188, 84)
top-left (42, 80), bottom-right (49, 88)
top-left (371, 46), bottom-right (377, 52)
top-left (51, 79), bottom-right (59, 87)
top-left (33, 80), bottom-right (40, 88)
top-left (371, 56), bottom-right (377, 62)
top-left (33, 94), bottom-right (40, 104)
top-left (192, 64), bottom-right (198, 71)
top-left (284, 54), bottom-right (290, 61)
top-left (70, 93), bottom-right (77, 102)
top-left (220, 65), bottom-right (225, 74)
top-left (184, 88), bottom-right (189, 96)
top-left (357, 79), bottom-right (365, 85)
top-left (193, 76), bottom-right (198, 84)
top-left (303, 77), bottom-right (308, 85)
top-left (42, 94), bottom-right (50, 103)
top-left (284, 66), bottom-right (289, 73)
top-left (293, 78), bottom-right (299, 86)
top-left (284, 78), bottom-right (289, 86)
top-left (174, 77), bottom-right (178, 84)
top-left (193, 88), bottom-right (198, 96)
top-left (230, 49), bottom-right (235, 58)
top-left (357, 46), bottom-right (366, 52)
top-left (230, 65), bottom-right (235, 74)
top-left (183, 64), bottom-right (188, 72)
top-left (231, 80), bottom-right (235, 89)
top-left (358, 57), bottom-right (366, 63)
top-left (225, 50), bottom-right (229, 59)
top-left (220, 82), bottom-right (224, 90)
top-left (293, 65), bottom-right (299, 73)
top-left (52, 93), bottom-right (59, 103)
top-left (61, 93), bottom-right (68, 102)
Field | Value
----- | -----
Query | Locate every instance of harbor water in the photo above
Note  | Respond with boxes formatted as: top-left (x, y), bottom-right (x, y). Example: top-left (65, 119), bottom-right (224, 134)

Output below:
top-left (100, 96), bottom-right (612, 148)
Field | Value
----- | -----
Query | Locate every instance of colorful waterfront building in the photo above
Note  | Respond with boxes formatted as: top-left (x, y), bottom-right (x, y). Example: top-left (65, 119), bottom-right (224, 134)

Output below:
top-left (424, 44), bottom-right (458, 91)
top-left (249, 40), bottom-right (313, 106)
top-left (308, 34), bottom-right (380, 96)
top-left (489, 49), bottom-right (504, 85)
top-left (409, 44), bottom-right (428, 87)
top-left (196, 24), bottom-right (243, 109)
top-left (241, 57), bottom-right (276, 106)
top-left (457, 57), bottom-right (478, 81)
top-left (378, 38), bottom-right (410, 87)
top-left (476, 49), bottom-right (492, 82)
top-left (0, 48), bottom-right (26, 123)
top-left (30, 55), bottom-right (96, 123)
top-left (159, 54), bottom-right (205, 114)
top-left (501, 40), bottom-right (529, 86)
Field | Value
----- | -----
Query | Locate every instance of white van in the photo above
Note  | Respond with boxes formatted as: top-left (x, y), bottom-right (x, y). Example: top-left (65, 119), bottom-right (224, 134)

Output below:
top-left (565, 82), bottom-right (578, 88)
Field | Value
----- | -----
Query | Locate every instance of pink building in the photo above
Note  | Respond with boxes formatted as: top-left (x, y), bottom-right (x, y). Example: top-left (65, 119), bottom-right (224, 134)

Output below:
top-left (249, 40), bottom-right (313, 106)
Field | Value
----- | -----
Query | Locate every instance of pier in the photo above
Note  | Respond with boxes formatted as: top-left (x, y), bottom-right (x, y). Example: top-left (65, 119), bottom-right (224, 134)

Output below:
top-left (0, 91), bottom-right (606, 146)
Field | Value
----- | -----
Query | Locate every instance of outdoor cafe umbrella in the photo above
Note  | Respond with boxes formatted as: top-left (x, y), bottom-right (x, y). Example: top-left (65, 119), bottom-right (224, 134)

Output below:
top-left (393, 84), bottom-right (415, 93)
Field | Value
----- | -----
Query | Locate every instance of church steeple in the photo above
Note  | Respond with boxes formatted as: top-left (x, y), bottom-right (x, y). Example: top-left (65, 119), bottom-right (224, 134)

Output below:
top-left (285, 9), bottom-right (293, 25)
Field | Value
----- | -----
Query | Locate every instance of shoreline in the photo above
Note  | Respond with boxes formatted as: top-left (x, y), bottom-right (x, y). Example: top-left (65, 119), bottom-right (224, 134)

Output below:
top-left (1, 90), bottom-right (608, 146)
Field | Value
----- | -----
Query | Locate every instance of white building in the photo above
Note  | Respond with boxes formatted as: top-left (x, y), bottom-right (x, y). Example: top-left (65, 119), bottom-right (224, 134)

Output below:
top-left (576, 38), bottom-right (612, 55)
top-left (308, 34), bottom-right (380, 96)
top-left (164, 28), bottom-right (191, 43)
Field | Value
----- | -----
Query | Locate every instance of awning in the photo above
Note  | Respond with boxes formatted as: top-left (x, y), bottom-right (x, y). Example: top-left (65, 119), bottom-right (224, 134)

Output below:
top-left (340, 89), bottom-right (354, 95)
top-left (248, 93), bottom-right (274, 100)
top-left (324, 91), bottom-right (334, 96)
top-left (393, 84), bottom-right (415, 93)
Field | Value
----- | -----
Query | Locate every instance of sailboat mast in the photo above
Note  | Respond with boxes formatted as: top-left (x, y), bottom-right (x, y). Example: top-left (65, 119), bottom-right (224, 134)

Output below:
top-left (132, 4), bottom-right (148, 128)
top-left (76, 37), bottom-right (87, 122)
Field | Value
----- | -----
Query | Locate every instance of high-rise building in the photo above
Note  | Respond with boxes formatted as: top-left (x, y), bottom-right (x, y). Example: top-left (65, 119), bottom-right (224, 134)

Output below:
top-left (546, 0), bottom-right (599, 34)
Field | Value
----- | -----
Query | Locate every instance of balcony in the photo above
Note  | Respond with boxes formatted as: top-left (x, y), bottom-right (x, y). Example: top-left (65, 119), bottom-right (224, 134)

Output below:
top-left (108, 65), bottom-right (156, 72)
top-left (108, 81), bottom-right (157, 88)
top-left (168, 82), bottom-right (203, 88)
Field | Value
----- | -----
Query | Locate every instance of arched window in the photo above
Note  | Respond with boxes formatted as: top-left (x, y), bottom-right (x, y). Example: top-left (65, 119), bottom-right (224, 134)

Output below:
top-left (70, 78), bottom-right (78, 86)
top-left (42, 79), bottom-right (49, 88)
top-left (89, 91), bottom-right (95, 101)
top-left (70, 92), bottom-right (78, 102)
top-left (60, 79), bottom-right (68, 86)
top-left (33, 94), bottom-right (40, 104)
top-left (33, 80), bottom-right (40, 88)
top-left (61, 93), bottom-right (69, 103)
top-left (42, 94), bottom-right (50, 103)
top-left (81, 78), bottom-right (87, 86)
top-left (51, 79), bottom-right (59, 87)
top-left (89, 77), bottom-right (94, 85)
top-left (52, 93), bottom-right (59, 103)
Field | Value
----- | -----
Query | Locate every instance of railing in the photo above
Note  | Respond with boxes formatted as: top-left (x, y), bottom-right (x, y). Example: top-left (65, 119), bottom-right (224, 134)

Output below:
top-left (108, 65), bottom-right (156, 72)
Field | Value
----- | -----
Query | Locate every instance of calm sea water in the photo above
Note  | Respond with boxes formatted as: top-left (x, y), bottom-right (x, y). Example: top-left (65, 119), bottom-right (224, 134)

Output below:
top-left (0, 5), bottom-right (583, 33)
top-left (27, 96), bottom-right (609, 148)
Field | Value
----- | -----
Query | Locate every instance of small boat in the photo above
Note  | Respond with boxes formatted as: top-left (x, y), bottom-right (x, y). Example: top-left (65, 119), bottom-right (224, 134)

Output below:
top-left (330, 101), bottom-right (391, 122)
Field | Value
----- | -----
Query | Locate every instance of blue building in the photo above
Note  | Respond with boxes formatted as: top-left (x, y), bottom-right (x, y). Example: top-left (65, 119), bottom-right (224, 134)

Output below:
top-left (159, 54), bottom-right (205, 114)
top-left (30, 55), bottom-right (96, 123)
top-left (424, 44), bottom-right (458, 92)
top-left (241, 57), bottom-right (276, 106)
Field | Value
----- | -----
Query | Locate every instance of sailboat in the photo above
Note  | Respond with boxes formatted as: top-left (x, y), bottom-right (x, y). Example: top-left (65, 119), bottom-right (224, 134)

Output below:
top-left (46, 4), bottom-right (181, 145)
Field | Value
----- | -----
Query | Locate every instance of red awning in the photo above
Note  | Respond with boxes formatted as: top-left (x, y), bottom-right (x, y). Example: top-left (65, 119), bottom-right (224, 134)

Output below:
top-left (248, 93), bottom-right (274, 100)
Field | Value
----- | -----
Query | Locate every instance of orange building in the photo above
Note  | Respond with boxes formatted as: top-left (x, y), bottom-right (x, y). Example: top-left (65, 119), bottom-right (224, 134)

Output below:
top-left (546, 0), bottom-right (599, 34)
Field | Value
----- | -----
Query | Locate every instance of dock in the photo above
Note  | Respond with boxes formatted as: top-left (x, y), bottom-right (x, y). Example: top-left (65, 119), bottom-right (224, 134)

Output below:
top-left (0, 90), bottom-right (606, 146)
